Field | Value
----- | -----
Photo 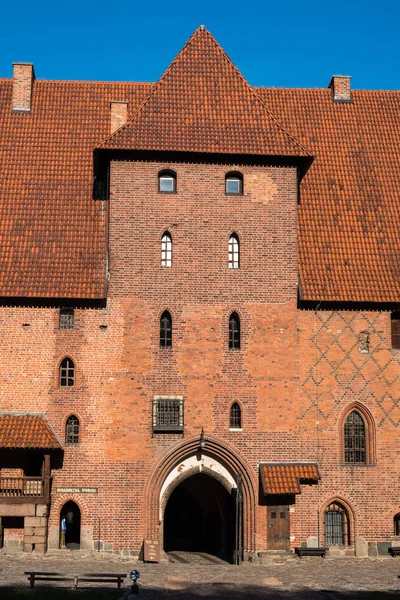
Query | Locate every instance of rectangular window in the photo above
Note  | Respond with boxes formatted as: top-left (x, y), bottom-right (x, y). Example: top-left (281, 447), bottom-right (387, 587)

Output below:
top-left (159, 177), bottom-right (174, 192)
top-left (226, 179), bottom-right (240, 194)
top-left (391, 313), bottom-right (400, 349)
top-left (60, 308), bottom-right (74, 330)
top-left (153, 396), bottom-right (184, 432)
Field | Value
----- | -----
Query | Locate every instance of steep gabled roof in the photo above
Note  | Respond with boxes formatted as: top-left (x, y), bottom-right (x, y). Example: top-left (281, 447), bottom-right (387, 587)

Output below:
top-left (101, 27), bottom-right (310, 157)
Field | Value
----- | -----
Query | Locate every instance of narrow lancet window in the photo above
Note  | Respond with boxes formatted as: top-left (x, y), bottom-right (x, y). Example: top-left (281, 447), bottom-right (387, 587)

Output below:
top-left (161, 232), bottom-right (172, 268)
top-left (229, 312), bottom-right (240, 350)
top-left (160, 311), bottom-right (172, 348)
top-left (228, 233), bottom-right (240, 269)
top-left (230, 402), bottom-right (242, 429)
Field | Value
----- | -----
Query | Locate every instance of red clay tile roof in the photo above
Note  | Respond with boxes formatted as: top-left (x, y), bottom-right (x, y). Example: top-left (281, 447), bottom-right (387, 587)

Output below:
top-left (0, 414), bottom-right (62, 449)
top-left (0, 79), bottom-right (151, 298)
top-left (260, 463), bottom-right (320, 495)
top-left (1, 28), bottom-right (400, 302)
top-left (101, 27), bottom-right (310, 157)
top-left (257, 88), bottom-right (400, 302)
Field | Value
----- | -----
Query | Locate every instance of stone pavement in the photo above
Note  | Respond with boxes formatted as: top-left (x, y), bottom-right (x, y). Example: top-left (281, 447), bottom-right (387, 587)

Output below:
top-left (1, 549), bottom-right (400, 599)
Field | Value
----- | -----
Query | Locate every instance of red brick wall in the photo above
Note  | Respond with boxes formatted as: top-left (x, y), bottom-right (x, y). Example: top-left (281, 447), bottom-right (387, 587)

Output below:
top-left (1, 159), bottom-right (399, 555)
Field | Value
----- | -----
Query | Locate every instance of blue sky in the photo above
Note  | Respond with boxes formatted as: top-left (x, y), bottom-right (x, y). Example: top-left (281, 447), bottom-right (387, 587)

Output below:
top-left (1, 0), bottom-right (399, 89)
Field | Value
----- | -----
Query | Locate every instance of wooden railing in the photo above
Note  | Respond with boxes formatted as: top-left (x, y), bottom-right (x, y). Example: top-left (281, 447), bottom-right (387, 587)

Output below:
top-left (0, 476), bottom-right (50, 503)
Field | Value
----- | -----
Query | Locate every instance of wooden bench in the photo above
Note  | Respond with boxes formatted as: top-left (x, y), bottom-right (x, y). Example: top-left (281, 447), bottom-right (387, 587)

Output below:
top-left (294, 547), bottom-right (327, 558)
top-left (80, 573), bottom-right (127, 588)
top-left (389, 546), bottom-right (400, 557)
top-left (25, 572), bottom-right (74, 588)
top-left (25, 571), bottom-right (127, 589)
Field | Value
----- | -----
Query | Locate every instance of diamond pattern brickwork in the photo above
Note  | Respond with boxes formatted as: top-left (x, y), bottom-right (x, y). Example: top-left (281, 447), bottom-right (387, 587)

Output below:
top-left (300, 311), bottom-right (400, 427)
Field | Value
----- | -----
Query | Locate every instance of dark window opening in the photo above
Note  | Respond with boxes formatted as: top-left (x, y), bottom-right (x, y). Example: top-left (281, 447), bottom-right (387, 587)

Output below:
top-left (153, 397), bottom-right (184, 432)
top-left (60, 357), bottom-right (74, 387)
top-left (159, 169), bottom-right (177, 193)
top-left (59, 308), bottom-right (74, 330)
top-left (225, 171), bottom-right (243, 195)
top-left (324, 502), bottom-right (350, 546)
top-left (391, 312), bottom-right (400, 349)
top-left (66, 415), bottom-right (79, 445)
top-left (394, 513), bottom-right (400, 536)
top-left (160, 311), bottom-right (172, 348)
top-left (344, 410), bottom-right (366, 464)
top-left (229, 312), bottom-right (240, 350)
top-left (229, 402), bottom-right (242, 429)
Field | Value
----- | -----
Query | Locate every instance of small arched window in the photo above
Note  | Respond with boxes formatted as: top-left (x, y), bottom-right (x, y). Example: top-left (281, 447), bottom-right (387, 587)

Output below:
top-left (60, 357), bottom-right (74, 387)
top-left (230, 403), bottom-right (242, 429)
top-left (229, 312), bottom-right (240, 350)
top-left (160, 311), bottom-right (172, 349)
top-left (225, 171), bottom-right (243, 195)
top-left (66, 415), bottom-right (79, 445)
top-left (161, 232), bottom-right (172, 268)
top-left (324, 501), bottom-right (350, 546)
top-left (228, 233), bottom-right (240, 269)
top-left (344, 410), bottom-right (366, 464)
top-left (158, 170), bottom-right (176, 193)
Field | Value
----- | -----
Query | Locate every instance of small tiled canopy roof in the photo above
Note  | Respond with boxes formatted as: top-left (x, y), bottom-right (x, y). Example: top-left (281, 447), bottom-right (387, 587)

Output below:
top-left (260, 463), bottom-right (320, 495)
top-left (0, 414), bottom-right (62, 449)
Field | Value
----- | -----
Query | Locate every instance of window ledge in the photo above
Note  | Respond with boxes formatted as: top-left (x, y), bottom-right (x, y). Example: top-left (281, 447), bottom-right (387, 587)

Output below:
top-left (339, 462), bottom-right (377, 467)
top-left (229, 428), bottom-right (243, 432)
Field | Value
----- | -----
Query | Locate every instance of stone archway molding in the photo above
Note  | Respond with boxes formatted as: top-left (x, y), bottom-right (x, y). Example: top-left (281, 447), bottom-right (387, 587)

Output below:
top-left (144, 434), bottom-right (257, 553)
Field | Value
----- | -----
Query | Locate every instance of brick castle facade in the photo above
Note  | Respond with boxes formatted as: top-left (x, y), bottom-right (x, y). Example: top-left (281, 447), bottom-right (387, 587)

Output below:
top-left (0, 26), bottom-right (400, 560)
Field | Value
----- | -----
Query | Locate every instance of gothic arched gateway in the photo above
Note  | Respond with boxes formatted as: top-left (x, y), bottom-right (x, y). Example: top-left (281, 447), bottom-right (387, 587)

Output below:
top-left (144, 435), bottom-right (257, 559)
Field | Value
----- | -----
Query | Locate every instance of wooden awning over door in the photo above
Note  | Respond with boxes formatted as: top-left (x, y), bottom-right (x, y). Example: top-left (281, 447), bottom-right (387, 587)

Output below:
top-left (260, 463), bottom-right (320, 495)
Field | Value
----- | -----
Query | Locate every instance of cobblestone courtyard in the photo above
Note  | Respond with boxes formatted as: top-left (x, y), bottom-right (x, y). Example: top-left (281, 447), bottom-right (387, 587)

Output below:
top-left (1, 549), bottom-right (400, 599)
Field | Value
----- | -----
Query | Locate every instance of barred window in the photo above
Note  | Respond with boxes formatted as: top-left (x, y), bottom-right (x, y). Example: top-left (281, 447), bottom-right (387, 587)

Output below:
top-left (229, 312), bottom-right (240, 350)
top-left (225, 171), bottom-right (243, 195)
top-left (153, 397), bottom-right (184, 432)
top-left (160, 311), bottom-right (172, 348)
top-left (159, 169), bottom-right (176, 193)
top-left (59, 308), bottom-right (74, 330)
top-left (228, 233), bottom-right (240, 269)
top-left (161, 232), bottom-right (172, 268)
top-left (60, 357), bottom-right (74, 387)
top-left (344, 410), bottom-right (366, 464)
top-left (324, 502), bottom-right (350, 546)
top-left (65, 415), bottom-right (79, 445)
top-left (230, 402), bottom-right (242, 429)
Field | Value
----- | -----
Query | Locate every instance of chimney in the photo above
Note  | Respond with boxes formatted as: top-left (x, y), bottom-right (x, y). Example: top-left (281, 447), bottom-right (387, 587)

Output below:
top-left (110, 101), bottom-right (128, 134)
top-left (12, 62), bottom-right (35, 113)
top-left (328, 75), bottom-right (352, 103)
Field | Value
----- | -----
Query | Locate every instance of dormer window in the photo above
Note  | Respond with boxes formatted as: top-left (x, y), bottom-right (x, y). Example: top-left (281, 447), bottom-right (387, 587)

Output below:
top-left (159, 170), bottom-right (177, 193)
top-left (225, 172), bottom-right (243, 195)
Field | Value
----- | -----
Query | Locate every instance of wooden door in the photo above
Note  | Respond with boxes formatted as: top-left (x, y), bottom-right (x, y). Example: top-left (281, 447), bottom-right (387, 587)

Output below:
top-left (267, 505), bottom-right (290, 550)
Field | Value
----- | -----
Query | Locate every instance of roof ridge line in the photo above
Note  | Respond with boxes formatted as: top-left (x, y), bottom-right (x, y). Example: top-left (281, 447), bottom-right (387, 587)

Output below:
top-left (198, 28), bottom-right (312, 157)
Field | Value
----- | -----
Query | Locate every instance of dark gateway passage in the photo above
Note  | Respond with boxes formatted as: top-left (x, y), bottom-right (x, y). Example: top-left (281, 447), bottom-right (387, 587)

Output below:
top-left (164, 473), bottom-right (235, 561)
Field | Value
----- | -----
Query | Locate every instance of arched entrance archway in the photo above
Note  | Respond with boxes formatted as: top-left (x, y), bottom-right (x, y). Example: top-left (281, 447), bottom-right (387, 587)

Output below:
top-left (144, 435), bottom-right (257, 558)
top-left (164, 473), bottom-right (234, 559)
top-left (60, 501), bottom-right (81, 550)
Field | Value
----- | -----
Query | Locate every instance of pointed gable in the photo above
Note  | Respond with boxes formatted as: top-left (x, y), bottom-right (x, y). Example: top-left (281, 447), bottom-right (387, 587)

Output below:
top-left (102, 27), bottom-right (310, 157)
